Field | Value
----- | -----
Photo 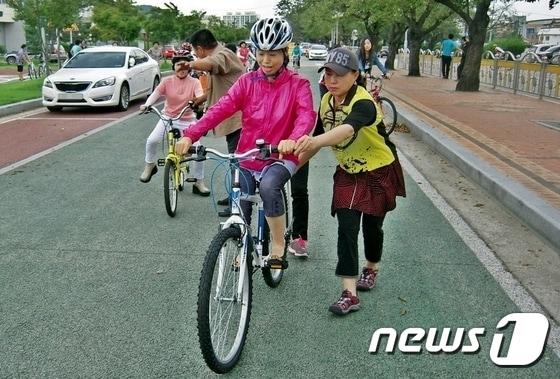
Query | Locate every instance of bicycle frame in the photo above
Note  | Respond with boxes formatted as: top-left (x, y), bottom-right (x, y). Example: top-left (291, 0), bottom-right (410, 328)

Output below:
top-left (366, 75), bottom-right (383, 100)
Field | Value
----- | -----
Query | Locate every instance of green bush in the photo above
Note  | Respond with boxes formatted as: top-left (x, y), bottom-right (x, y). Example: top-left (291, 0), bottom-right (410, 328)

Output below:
top-left (487, 35), bottom-right (527, 56)
top-left (0, 45), bottom-right (5, 54)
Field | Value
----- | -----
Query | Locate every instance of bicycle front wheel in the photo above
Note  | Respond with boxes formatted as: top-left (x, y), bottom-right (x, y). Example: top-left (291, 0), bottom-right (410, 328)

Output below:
top-left (164, 160), bottom-right (178, 217)
top-left (198, 226), bottom-right (252, 374)
top-left (379, 97), bottom-right (397, 135)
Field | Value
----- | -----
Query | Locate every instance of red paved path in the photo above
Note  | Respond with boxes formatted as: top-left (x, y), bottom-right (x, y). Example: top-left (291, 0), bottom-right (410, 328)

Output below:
top-left (383, 71), bottom-right (560, 209)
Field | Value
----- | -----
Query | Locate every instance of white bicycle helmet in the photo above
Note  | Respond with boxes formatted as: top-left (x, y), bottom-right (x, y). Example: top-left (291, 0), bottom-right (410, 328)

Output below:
top-left (250, 17), bottom-right (293, 51)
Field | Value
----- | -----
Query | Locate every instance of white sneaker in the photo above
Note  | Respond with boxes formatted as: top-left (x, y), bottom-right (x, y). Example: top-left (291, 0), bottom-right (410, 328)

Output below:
top-left (140, 163), bottom-right (157, 183)
top-left (193, 180), bottom-right (211, 196)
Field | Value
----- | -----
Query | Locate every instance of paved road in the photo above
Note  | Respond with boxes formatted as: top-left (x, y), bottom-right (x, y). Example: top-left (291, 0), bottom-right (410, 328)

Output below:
top-left (0, 58), bottom-right (558, 377)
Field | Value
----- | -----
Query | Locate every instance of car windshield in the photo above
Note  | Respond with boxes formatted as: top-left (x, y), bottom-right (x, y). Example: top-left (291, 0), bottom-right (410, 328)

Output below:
top-left (65, 52), bottom-right (126, 68)
top-left (311, 45), bottom-right (327, 50)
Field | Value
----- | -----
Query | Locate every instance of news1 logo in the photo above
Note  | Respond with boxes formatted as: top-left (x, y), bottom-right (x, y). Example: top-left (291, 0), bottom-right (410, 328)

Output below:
top-left (369, 313), bottom-right (549, 366)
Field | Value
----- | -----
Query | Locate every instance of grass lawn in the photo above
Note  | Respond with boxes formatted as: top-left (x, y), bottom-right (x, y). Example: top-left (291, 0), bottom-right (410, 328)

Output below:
top-left (0, 78), bottom-right (43, 106)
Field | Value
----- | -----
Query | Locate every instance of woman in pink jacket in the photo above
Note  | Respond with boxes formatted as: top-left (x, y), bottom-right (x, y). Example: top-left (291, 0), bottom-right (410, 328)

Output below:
top-left (176, 17), bottom-right (316, 267)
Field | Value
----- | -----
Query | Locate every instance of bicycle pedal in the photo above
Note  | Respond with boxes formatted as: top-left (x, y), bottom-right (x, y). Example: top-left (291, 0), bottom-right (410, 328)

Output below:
top-left (157, 159), bottom-right (165, 166)
top-left (185, 178), bottom-right (197, 183)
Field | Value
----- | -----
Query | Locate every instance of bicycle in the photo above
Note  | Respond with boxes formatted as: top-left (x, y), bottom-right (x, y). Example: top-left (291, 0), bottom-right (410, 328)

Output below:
top-left (38, 57), bottom-right (52, 77)
top-left (190, 141), bottom-right (292, 373)
top-left (27, 61), bottom-right (38, 80)
top-left (365, 74), bottom-right (398, 135)
top-left (292, 55), bottom-right (301, 71)
top-left (141, 105), bottom-right (195, 217)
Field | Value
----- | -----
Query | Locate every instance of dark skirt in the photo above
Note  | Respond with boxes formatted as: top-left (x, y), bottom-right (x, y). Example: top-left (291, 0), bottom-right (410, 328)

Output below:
top-left (331, 158), bottom-right (406, 217)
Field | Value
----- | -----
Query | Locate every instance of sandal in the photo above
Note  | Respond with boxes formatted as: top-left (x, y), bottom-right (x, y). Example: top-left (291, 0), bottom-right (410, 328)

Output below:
top-left (266, 255), bottom-right (288, 270)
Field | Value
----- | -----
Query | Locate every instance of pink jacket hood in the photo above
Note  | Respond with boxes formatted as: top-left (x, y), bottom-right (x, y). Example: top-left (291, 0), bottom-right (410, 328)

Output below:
top-left (184, 67), bottom-right (317, 171)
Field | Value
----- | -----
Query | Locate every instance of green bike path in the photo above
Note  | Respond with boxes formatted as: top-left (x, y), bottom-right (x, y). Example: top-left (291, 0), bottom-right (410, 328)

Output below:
top-left (1, 68), bottom-right (558, 377)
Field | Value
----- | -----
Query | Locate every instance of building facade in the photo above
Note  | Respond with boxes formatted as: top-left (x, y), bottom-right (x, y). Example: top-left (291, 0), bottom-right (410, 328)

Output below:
top-left (0, 1), bottom-right (26, 52)
top-left (222, 12), bottom-right (258, 28)
top-left (524, 18), bottom-right (560, 45)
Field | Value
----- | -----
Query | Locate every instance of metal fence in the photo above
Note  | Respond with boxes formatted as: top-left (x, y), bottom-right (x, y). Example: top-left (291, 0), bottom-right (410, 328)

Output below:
top-left (395, 50), bottom-right (560, 100)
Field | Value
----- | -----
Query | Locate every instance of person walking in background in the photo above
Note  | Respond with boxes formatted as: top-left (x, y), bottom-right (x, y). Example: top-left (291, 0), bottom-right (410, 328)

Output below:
top-left (291, 42), bottom-right (301, 70)
top-left (70, 40), bottom-right (83, 57)
top-left (184, 29), bottom-right (245, 216)
top-left (147, 41), bottom-right (163, 66)
top-left (16, 44), bottom-right (30, 81)
top-left (441, 33), bottom-right (457, 79)
top-left (457, 36), bottom-right (470, 80)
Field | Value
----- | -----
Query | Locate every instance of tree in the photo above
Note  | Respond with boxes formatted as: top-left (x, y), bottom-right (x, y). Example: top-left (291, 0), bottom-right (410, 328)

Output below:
top-left (398, 0), bottom-right (454, 76)
top-left (7, 0), bottom-right (84, 56)
top-left (92, 0), bottom-right (143, 45)
top-left (435, 0), bottom-right (557, 92)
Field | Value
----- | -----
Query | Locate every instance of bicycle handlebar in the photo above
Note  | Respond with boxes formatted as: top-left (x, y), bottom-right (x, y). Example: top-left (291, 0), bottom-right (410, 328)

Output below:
top-left (184, 140), bottom-right (279, 162)
top-left (141, 103), bottom-right (193, 121)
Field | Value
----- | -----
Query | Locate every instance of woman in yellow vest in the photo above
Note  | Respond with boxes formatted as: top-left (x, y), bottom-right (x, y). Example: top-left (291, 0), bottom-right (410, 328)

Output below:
top-left (294, 47), bottom-right (406, 315)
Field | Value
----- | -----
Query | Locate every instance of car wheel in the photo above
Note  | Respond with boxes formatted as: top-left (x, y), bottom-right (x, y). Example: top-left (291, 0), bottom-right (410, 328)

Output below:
top-left (6, 56), bottom-right (16, 65)
top-left (47, 106), bottom-right (63, 112)
top-left (117, 83), bottom-right (130, 111)
top-left (151, 76), bottom-right (160, 94)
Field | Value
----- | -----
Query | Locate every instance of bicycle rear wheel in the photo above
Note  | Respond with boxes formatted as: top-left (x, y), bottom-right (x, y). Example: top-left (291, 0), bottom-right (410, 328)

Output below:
top-left (198, 226), bottom-right (252, 374)
top-left (164, 160), bottom-right (178, 217)
top-left (262, 186), bottom-right (289, 287)
top-left (379, 96), bottom-right (397, 135)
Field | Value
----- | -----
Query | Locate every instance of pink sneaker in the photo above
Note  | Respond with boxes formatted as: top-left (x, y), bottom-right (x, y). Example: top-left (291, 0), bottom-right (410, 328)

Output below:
top-left (288, 237), bottom-right (308, 257)
top-left (328, 290), bottom-right (360, 315)
top-left (356, 268), bottom-right (378, 291)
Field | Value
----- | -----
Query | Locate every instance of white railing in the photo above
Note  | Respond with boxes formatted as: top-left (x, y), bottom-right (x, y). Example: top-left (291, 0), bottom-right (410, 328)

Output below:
top-left (395, 49), bottom-right (560, 100)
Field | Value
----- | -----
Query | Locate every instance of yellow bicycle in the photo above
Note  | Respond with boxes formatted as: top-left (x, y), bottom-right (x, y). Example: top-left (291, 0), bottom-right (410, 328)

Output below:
top-left (143, 105), bottom-right (195, 217)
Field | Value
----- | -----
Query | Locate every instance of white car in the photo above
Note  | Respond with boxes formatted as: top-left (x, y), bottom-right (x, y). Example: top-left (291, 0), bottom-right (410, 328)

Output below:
top-left (42, 46), bottom-right (161, 112)
top-left (308, 44), bottom-right (328, 60)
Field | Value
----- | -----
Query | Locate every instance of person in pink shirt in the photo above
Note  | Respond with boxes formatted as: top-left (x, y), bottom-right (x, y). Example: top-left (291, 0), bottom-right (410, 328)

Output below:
top-left (176, 17), bottom-right (316, 267)
top-left (139, 54), bottom-right (210, 196)
top-left (236, 41), bottom-right (253, 68)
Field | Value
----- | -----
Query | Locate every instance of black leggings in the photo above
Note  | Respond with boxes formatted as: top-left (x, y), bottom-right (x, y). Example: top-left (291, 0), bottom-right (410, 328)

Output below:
top-left (335, 208), bottom-right (385, 277)
top-left (290, 162), bottom-right (309, 240)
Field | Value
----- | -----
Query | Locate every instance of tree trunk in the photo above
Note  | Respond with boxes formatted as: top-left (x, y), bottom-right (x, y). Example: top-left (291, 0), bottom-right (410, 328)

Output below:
top-left (456, 0), bottom-right (491, 91)
top-left (407, 27), bottom-right (423, 77)
top-left (385, 24), bottom-right (404, 71)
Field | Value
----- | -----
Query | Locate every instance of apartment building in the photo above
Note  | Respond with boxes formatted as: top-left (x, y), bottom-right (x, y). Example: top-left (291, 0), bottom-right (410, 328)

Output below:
top-left (0, 0), bottom-right (26, 52)
top-left (222, 11), bottom-right (258, 28)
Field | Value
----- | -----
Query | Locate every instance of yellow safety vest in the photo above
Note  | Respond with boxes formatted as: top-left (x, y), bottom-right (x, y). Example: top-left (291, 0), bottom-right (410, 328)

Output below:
top-left (319, 85), bottom-right (395, 173)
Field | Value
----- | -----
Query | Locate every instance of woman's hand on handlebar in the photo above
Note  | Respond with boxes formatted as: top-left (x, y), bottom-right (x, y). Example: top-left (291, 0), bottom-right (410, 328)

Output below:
top-left (277, 139), bottom-right (296, 159)
top-left (176, 137), bottom-right (193, 156)
top-left (139, 104), bottom-right (147, 112)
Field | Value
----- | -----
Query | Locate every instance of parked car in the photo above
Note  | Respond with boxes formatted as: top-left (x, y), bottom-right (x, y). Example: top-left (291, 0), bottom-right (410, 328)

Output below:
top-left (539, 45), bottom-right (560, 62)
top-left (42, 46), bottom-right (161, 112)
top-left (523, 43), bottom-right (554, 62)
top-left (551, 51), bottom-right (560, 65)
top-left (163, 45), bottom-right (176, 59)
top-left (308, 44), bottom-right (328, 60)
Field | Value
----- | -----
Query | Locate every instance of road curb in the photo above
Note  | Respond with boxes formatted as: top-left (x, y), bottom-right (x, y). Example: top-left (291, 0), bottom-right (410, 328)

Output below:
top-left (397, 105), bottom-right (560, 252)
top-left (0, 98), bottom-right (43, 118)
